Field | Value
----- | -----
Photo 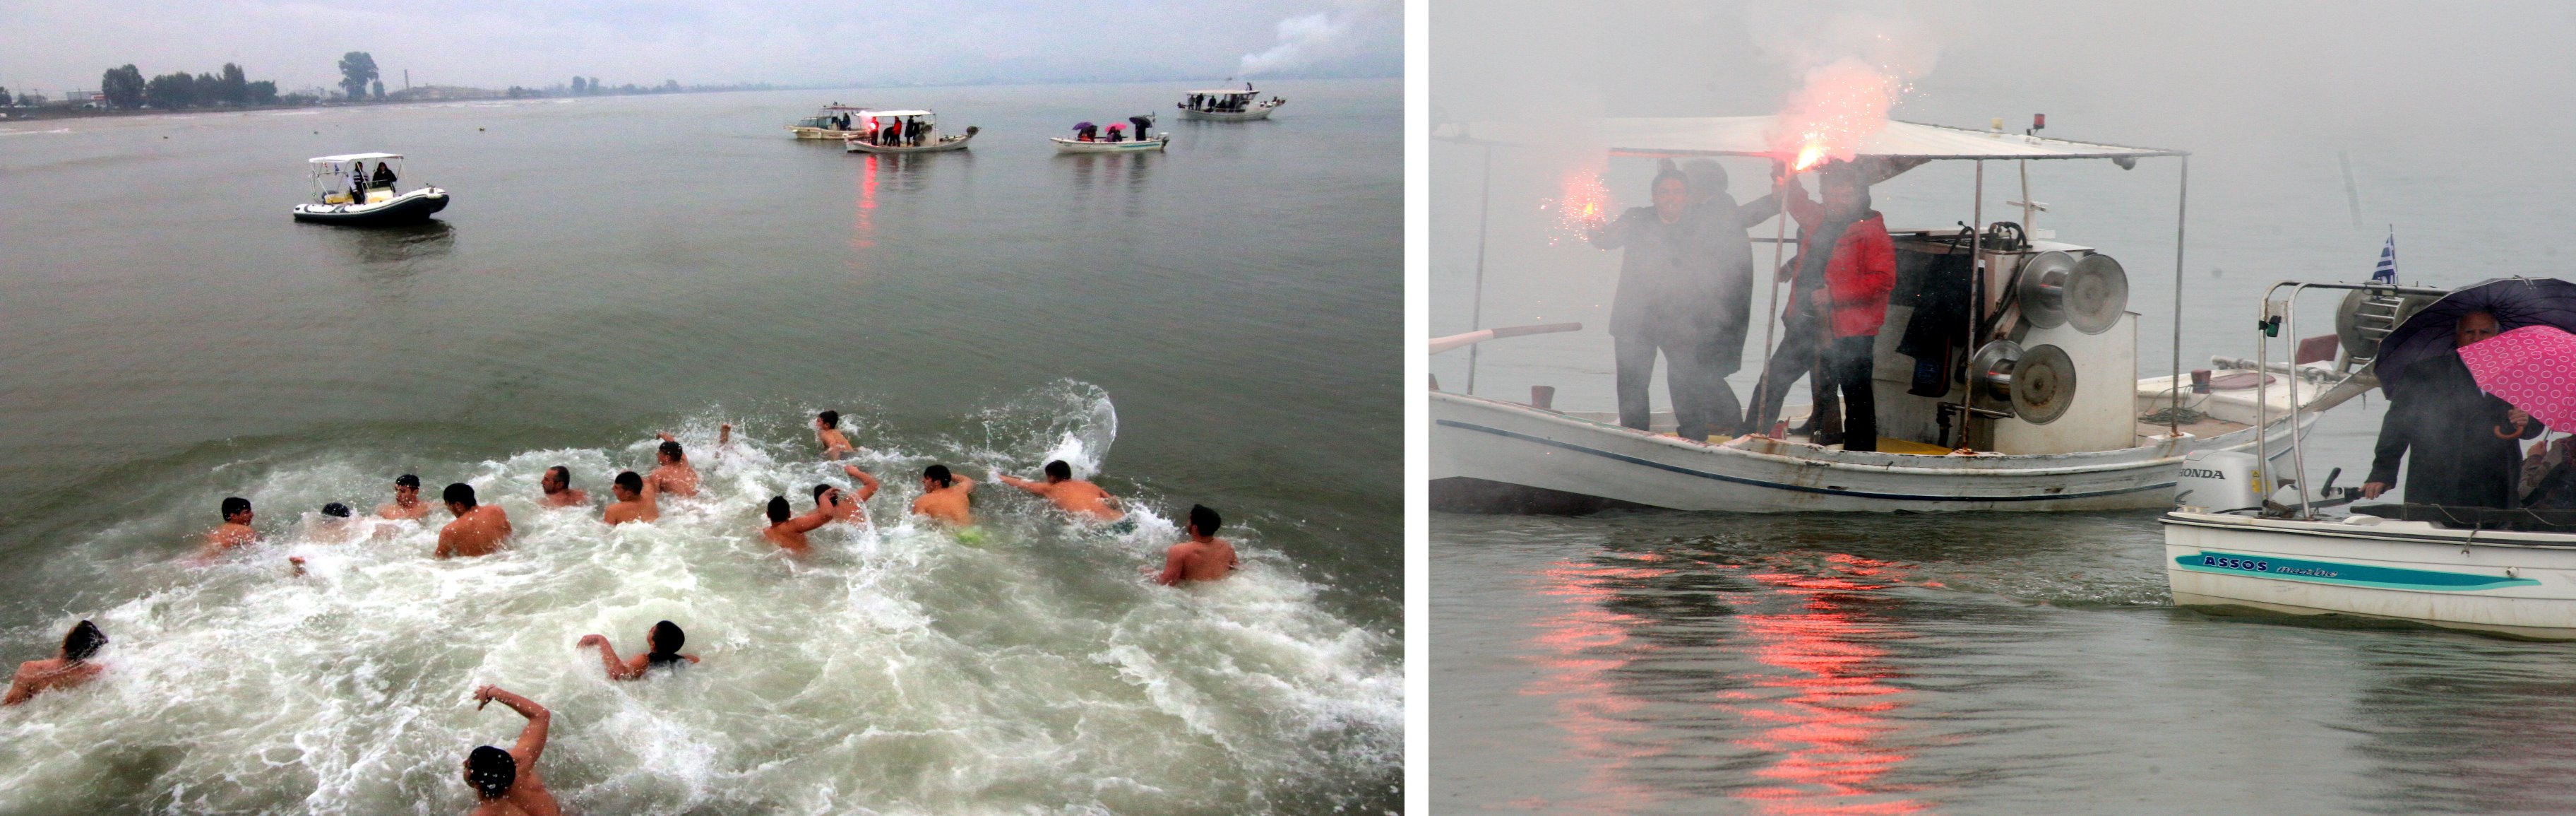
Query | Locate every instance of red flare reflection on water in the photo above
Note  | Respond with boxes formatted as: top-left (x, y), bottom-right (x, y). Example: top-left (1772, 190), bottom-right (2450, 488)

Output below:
top-left (1518, 556), bottom-right (1671, 810)
top-left (1722, 562), bottom-right (1924, 815)
top-left (851, 153), bottom-right (879, 252)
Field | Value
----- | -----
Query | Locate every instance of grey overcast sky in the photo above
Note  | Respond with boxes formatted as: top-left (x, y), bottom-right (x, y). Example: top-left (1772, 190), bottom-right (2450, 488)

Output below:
top-left (0, 0), bottom-right (1399, 94)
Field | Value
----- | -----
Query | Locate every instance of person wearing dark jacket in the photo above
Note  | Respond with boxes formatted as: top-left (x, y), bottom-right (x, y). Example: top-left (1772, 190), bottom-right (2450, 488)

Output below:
top-left (2364, 311), bottom-right (2541, 507)
top-left (371, 161), bottom-right (398, 191)
top-left (1585, 160), bottom-right (1779, 442)
top-left (1739, 162), bottom-right (1895, 450)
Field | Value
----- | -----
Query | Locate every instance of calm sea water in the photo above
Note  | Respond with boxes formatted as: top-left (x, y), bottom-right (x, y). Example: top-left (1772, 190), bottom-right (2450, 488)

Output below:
top-left (0, 80), bottom-right (1399, 814)
top-left (1429, 100), bottom-right (2576, 810)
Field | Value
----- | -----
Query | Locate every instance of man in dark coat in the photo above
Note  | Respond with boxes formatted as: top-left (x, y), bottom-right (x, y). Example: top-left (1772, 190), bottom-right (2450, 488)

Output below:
top-left (1585, 160), bottom-right (1778, 441)
top-left (2364, 311), bottom-right (2541, 507)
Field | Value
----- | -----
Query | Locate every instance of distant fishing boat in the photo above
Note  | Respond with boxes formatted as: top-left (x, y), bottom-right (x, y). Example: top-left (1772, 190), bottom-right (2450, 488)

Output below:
top-left (2164, 277), bottom-right (2576, 638)
top-left (787, 103), bottom-right (870, 139)
top-left (1176, 83), bottom-right (1284, 122)
top-left (1429, 115), bottom-right (2369, 513)
top-left (841, 110), bottom-right (975, 154)
top-left (291, 153), bottom-right (448, 225)
top-left (1054, 115), bottom-right (1167, 153)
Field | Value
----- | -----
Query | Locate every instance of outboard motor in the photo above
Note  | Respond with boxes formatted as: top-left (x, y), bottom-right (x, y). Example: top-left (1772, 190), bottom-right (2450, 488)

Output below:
top-left (2176, 450), bottom-right (2263, 512)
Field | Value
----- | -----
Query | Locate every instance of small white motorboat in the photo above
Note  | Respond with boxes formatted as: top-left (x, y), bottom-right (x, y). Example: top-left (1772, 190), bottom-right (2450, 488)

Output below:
top-left (1054, 115), bottom-right (1167, 153)
top-left (840, 110), bottom-right (975, 154)
top-left (787, 104), bottom-right (870, 139)
top-left (2164, 277), bottom-right (2576, 638)
top-left (1176, 84), bottom-right (1284, 122)
top-left (291, 153), bottom-right (448, 225)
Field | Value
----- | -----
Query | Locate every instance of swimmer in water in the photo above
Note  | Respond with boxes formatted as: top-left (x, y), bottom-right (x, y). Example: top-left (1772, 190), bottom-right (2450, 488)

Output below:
top-left (1155, 504), bottom-right (1239, 586)
top-left (435, 483), bottom-right (513, 558)
top-left (536, 466), bottom-right (588, 509)
top-left (200, 497), bottom-right (258, 558)
top-left (997, 460), bottom-right (1126, 523)
top-left (815, 410), bottom-right (862, 458)
top-left (576, 620), bottom-right (698, 680)
top-left (761, 495), bottom-right (830, 555)
top-left (602, 471), bottom-right (659, 525)
top-left (821, 464), bottom-right (882, 523)
top-left (4, 620), bottom-right (106, 706)
top-left (650, 434), bottom-right (700, 497)
top-left (310, 502), bottom-right (364, 544)
top-left (910, 464), bottom-right (975, 526)
top-left (379, 474), bottom-right (432, 521)
top-left (463, 685), bottom-right (559, 816)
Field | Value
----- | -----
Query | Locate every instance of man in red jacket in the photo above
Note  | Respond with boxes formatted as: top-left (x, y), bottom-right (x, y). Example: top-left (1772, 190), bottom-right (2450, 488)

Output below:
top-left (1741, 162), bottom-right (1895, 451)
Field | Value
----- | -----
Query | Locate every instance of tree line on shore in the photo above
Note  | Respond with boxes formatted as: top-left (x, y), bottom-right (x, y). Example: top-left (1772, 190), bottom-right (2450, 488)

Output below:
top-left (4, 50), bottom-right (761, 111)
top-left (97, 63), bottom-right (285, 110)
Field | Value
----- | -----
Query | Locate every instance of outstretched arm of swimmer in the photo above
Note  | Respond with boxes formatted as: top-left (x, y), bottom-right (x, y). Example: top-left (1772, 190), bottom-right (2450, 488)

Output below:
top-left (4, 666), bottom-right (40, 706)
top-left (996, 474), bottom-right (1046, 495)
top-left (842, 465), bottom-right (881, 501)
top-left (576, 635), bottom-right (643, 680)
top-left (475, 685), bottom-right (551, 769)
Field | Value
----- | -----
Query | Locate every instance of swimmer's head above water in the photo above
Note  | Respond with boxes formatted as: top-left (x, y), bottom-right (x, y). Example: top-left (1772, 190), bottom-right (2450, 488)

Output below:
top-left (443, 483), bottom-right (477, 513)
top-left (658, 440), bottom-right (685, 464)
top-left (321, 502), bottom-right (351, 518)
top-left (765, 496), bottom-right (792, 524)
top-left (464, 745), bottom-right (515, 800)
top-left (648, 620), bottom-right (686, 664)
top-left (1188, 504), bottom-right (1221, 538)
top-left (542, 466), bottom-right (571, 495)
top-left (61, 620), bottom-right (105, 663)
top-left (1044, 461), bottom-right (1072, 483)
top-left (612, 471), bottom-right (643, 499)
top-left (924, 464), bottom-right (954, 490)
top-left (816, 410), bottom-right (840, 429)
top-left (221, 497), bottom-right (252, 525)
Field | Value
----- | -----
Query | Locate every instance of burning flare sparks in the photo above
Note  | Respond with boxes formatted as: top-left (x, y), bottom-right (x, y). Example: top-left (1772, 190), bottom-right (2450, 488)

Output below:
top-left (1540, 171), bottom-right (1616, 246)
top-left (1773, 57), bottom-right (1909, 175)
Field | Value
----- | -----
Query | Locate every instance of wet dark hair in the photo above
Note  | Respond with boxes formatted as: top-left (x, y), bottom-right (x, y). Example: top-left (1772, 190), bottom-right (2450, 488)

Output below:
top-left (466, 745), bottom-right (515, 798)
top-left (395, 474), bottom-right (420, 489)
top-left (649, 620), bottom-right (685, 659)
top-left (766, 496), bottom-right (792, 524)
top-left (222, 497), bottom-right (251, 519)
top-left (658, 440), bottom-right (684, 461)
top-left (1188, 504), bottom-right (1222, 536)
top-left (62, 620), bottom-right (105, 663)
top-left (1044, 461), bottom-right (1072, 480)
top-left (812, 483), bottom-right (835, 501)
top-left (322, 502), bottom-right (351, 518)
top-left (443, 483), bottom-right (476, 509)
top-left (924, 464), bottom-right (953, 488)
top-left (614, 471), bottom-right (643, 495)
top-left (544, 466), bottom-right (570, 485)
top-left (817, 410), bottom-right (840, 428)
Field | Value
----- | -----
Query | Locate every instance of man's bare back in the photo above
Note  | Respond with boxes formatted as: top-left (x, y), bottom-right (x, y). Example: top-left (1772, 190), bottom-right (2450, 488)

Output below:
top-left (436, 485), bottom-right (512, 558)
top-left (198, 497), bottom-right (258, 560)
top-left (464, 685), bottom-right (559, 816)
top-left (998, 468), bottom-right (1124, 522)
top-left (4, 657), bottom-right (102, 706)
top-left (816, 411), bottom-right (860, 458)
top-left (910, 466), bottom-right (974, 526)
top-left (650, 434), bottom-right (700, 497)
top-left (603, 471), bottom-right (659, 525)
top-left (1156, 505), bottom-right (1238, 585)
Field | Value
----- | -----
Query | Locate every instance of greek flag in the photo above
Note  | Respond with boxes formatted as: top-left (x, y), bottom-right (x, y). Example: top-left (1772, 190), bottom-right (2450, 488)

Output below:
top-left (2370, 230), bottom-right (2397, 283)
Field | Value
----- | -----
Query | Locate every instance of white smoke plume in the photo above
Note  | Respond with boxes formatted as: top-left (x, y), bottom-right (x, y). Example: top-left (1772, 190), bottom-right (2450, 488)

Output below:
top-left (1238, 0), bottom-right (1397, 77)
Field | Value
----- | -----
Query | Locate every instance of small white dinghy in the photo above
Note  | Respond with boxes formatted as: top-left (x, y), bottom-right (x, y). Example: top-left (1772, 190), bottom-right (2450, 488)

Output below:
top-left (787, 104), bottom-right (871, 139)
top-left (1176, 84), bottom-right (1284, 122)
top-left (2163, 277), bottom-right (2576, 638)
top-left (291, 153), bottom-right (448, 225)
top-left (1052, 135), bottom-right (1168, 153)
top-left (840, 110), bottom-right (975, 154)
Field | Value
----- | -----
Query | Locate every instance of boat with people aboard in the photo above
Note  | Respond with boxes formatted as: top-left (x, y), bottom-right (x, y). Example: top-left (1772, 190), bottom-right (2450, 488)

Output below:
top-left (1429, 114), bottom-right (2361, 514)
top-left (787, 103), bottom-right (871, 139)
top-left (1054, 115), bottom-right (1167, 153)
top-left (841, 110), bottom-right (976, 154)
top-left (2164, 276), bottom-right (2576, 638)
top-left (1176, 83), bottom-right (1284, 122)
top-left (290, 153), bottom-right (448, 225)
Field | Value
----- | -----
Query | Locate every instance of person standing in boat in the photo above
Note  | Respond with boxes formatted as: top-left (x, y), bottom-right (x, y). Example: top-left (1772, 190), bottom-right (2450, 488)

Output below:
top-left (1129, 115), bottom-right (1153, 141)
top-left (1739, 162), bottom-right (1895, 451)
top-left (1582, 159), bottom-right (1778, 442)
top-left (2363, 310), bottom-right (2540, 507)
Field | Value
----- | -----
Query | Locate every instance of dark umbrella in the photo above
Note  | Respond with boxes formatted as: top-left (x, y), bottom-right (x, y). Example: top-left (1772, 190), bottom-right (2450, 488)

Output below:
top-left (2374, 277), bottom-right (2576, 395)
top-left (1073, 121), bottom-right (1094, 131)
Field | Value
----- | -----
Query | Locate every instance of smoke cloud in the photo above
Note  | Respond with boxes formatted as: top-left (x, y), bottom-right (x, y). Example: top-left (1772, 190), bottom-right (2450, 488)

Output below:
top-left (1239, 0), bottom-right (1399, 78)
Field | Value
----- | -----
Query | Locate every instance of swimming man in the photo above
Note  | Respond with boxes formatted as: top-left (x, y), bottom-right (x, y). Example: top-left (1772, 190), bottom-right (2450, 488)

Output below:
top-left (4, 620), bottom-right (107, 706)
top-left (378, 474), bottom-right (431, 520)
top-left (821, 464), bottom-right (882, 523)
top-left (602, 471), bottom-right (660, 525)
top-left (815, 410), bottom-right (861, 457)
top-left (761, 496), bottom-right (830, 555)
top-left (910, 465), bottom-right (975, 526)
top-left (201, 497), bottom-right (258, 558)
top-left (576, 621), bottom-right (698, 680)
top-left (997, 461), bottom-right (1125, 522)
top-left (537, 466), bottom-right (588, 509)
top-left (650, 434), bottom-right (700, 497)
top-left (435, 483), bottom-right (513, 558)
top-left (463, 685), bottom-right (559, 816)
top-left (1155, 504), bottom-right (1239, 585)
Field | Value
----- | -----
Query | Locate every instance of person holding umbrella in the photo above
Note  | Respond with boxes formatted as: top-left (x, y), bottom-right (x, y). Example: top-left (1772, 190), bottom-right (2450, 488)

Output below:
top-left (2363, 310), bottom-right (2541, 507)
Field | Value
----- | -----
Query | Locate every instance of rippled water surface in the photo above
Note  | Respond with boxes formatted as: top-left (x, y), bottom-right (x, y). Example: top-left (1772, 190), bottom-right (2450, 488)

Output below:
top-left (0, 81), bottom-right (1399, 814)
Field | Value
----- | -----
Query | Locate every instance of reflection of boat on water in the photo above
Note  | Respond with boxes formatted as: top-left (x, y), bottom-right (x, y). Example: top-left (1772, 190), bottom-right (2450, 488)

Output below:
top-left (2165, 277), bottom-right (2576, 639)
top-left (291, 153), bottom-right (448, 226)
top-left (1431, 116), bottom-right (2359, 513)
top-left (787, 103), bottom-right (869, 139)
top-left (840, 110), bottom-right (976, 154)
top-left (1176, 83), bottom-right (1284, 122)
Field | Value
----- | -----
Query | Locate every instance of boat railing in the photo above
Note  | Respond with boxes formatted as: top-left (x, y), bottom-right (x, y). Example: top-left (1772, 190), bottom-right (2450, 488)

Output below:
top-left (2253, 280), bottom-right (2452, 519)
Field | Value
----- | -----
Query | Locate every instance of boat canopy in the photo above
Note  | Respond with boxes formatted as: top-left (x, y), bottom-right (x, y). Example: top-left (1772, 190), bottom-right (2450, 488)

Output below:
top-left (862, 110), bottom-right (931, 118)
top-left (1434, 116), bottom-right (2185, 160)
top-left (309, 153), bottom-right (402, 164)
top-left (1187, 90), bottom-right (1255, 97)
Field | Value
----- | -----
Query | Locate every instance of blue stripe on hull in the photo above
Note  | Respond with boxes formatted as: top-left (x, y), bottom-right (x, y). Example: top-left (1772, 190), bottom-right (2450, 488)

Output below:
top-left (2175, 550), bottom-right (2541, 591)
top-left (1436, 418), bottom-right (2175, 503)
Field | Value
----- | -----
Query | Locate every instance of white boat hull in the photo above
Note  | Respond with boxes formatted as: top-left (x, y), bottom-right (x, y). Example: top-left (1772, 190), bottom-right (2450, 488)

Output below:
top-left (291, 187), bottom-right (449, 225)
top-left (2163, 511), bottom-right (2576, 639)
top-left (1177, 103), bottom-right (1281, 122)
top-left (844, 132), bottom-right (974, 153)
top-left (1430, 389), bottom-right (2310, 513)
top-left (1051, 136), bottom-right (1169, 153)
top-left (789, 126), bottom-right (865, 140)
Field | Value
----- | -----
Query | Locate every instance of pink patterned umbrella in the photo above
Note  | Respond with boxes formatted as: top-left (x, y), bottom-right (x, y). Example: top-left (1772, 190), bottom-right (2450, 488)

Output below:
top-left (2459, 324), bottom-right (2576, 432)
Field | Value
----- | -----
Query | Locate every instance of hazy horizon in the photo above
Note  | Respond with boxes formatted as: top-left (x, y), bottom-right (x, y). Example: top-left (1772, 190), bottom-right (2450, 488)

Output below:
top-left (0, 0), bottom-right (1399, 97)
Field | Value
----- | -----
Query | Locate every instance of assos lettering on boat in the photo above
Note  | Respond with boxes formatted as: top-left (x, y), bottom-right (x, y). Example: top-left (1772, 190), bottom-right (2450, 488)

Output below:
top-left (2180, 468), bottom-right (2229, 480)
top-left (2200, 555), bottom-right (2336, 579)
